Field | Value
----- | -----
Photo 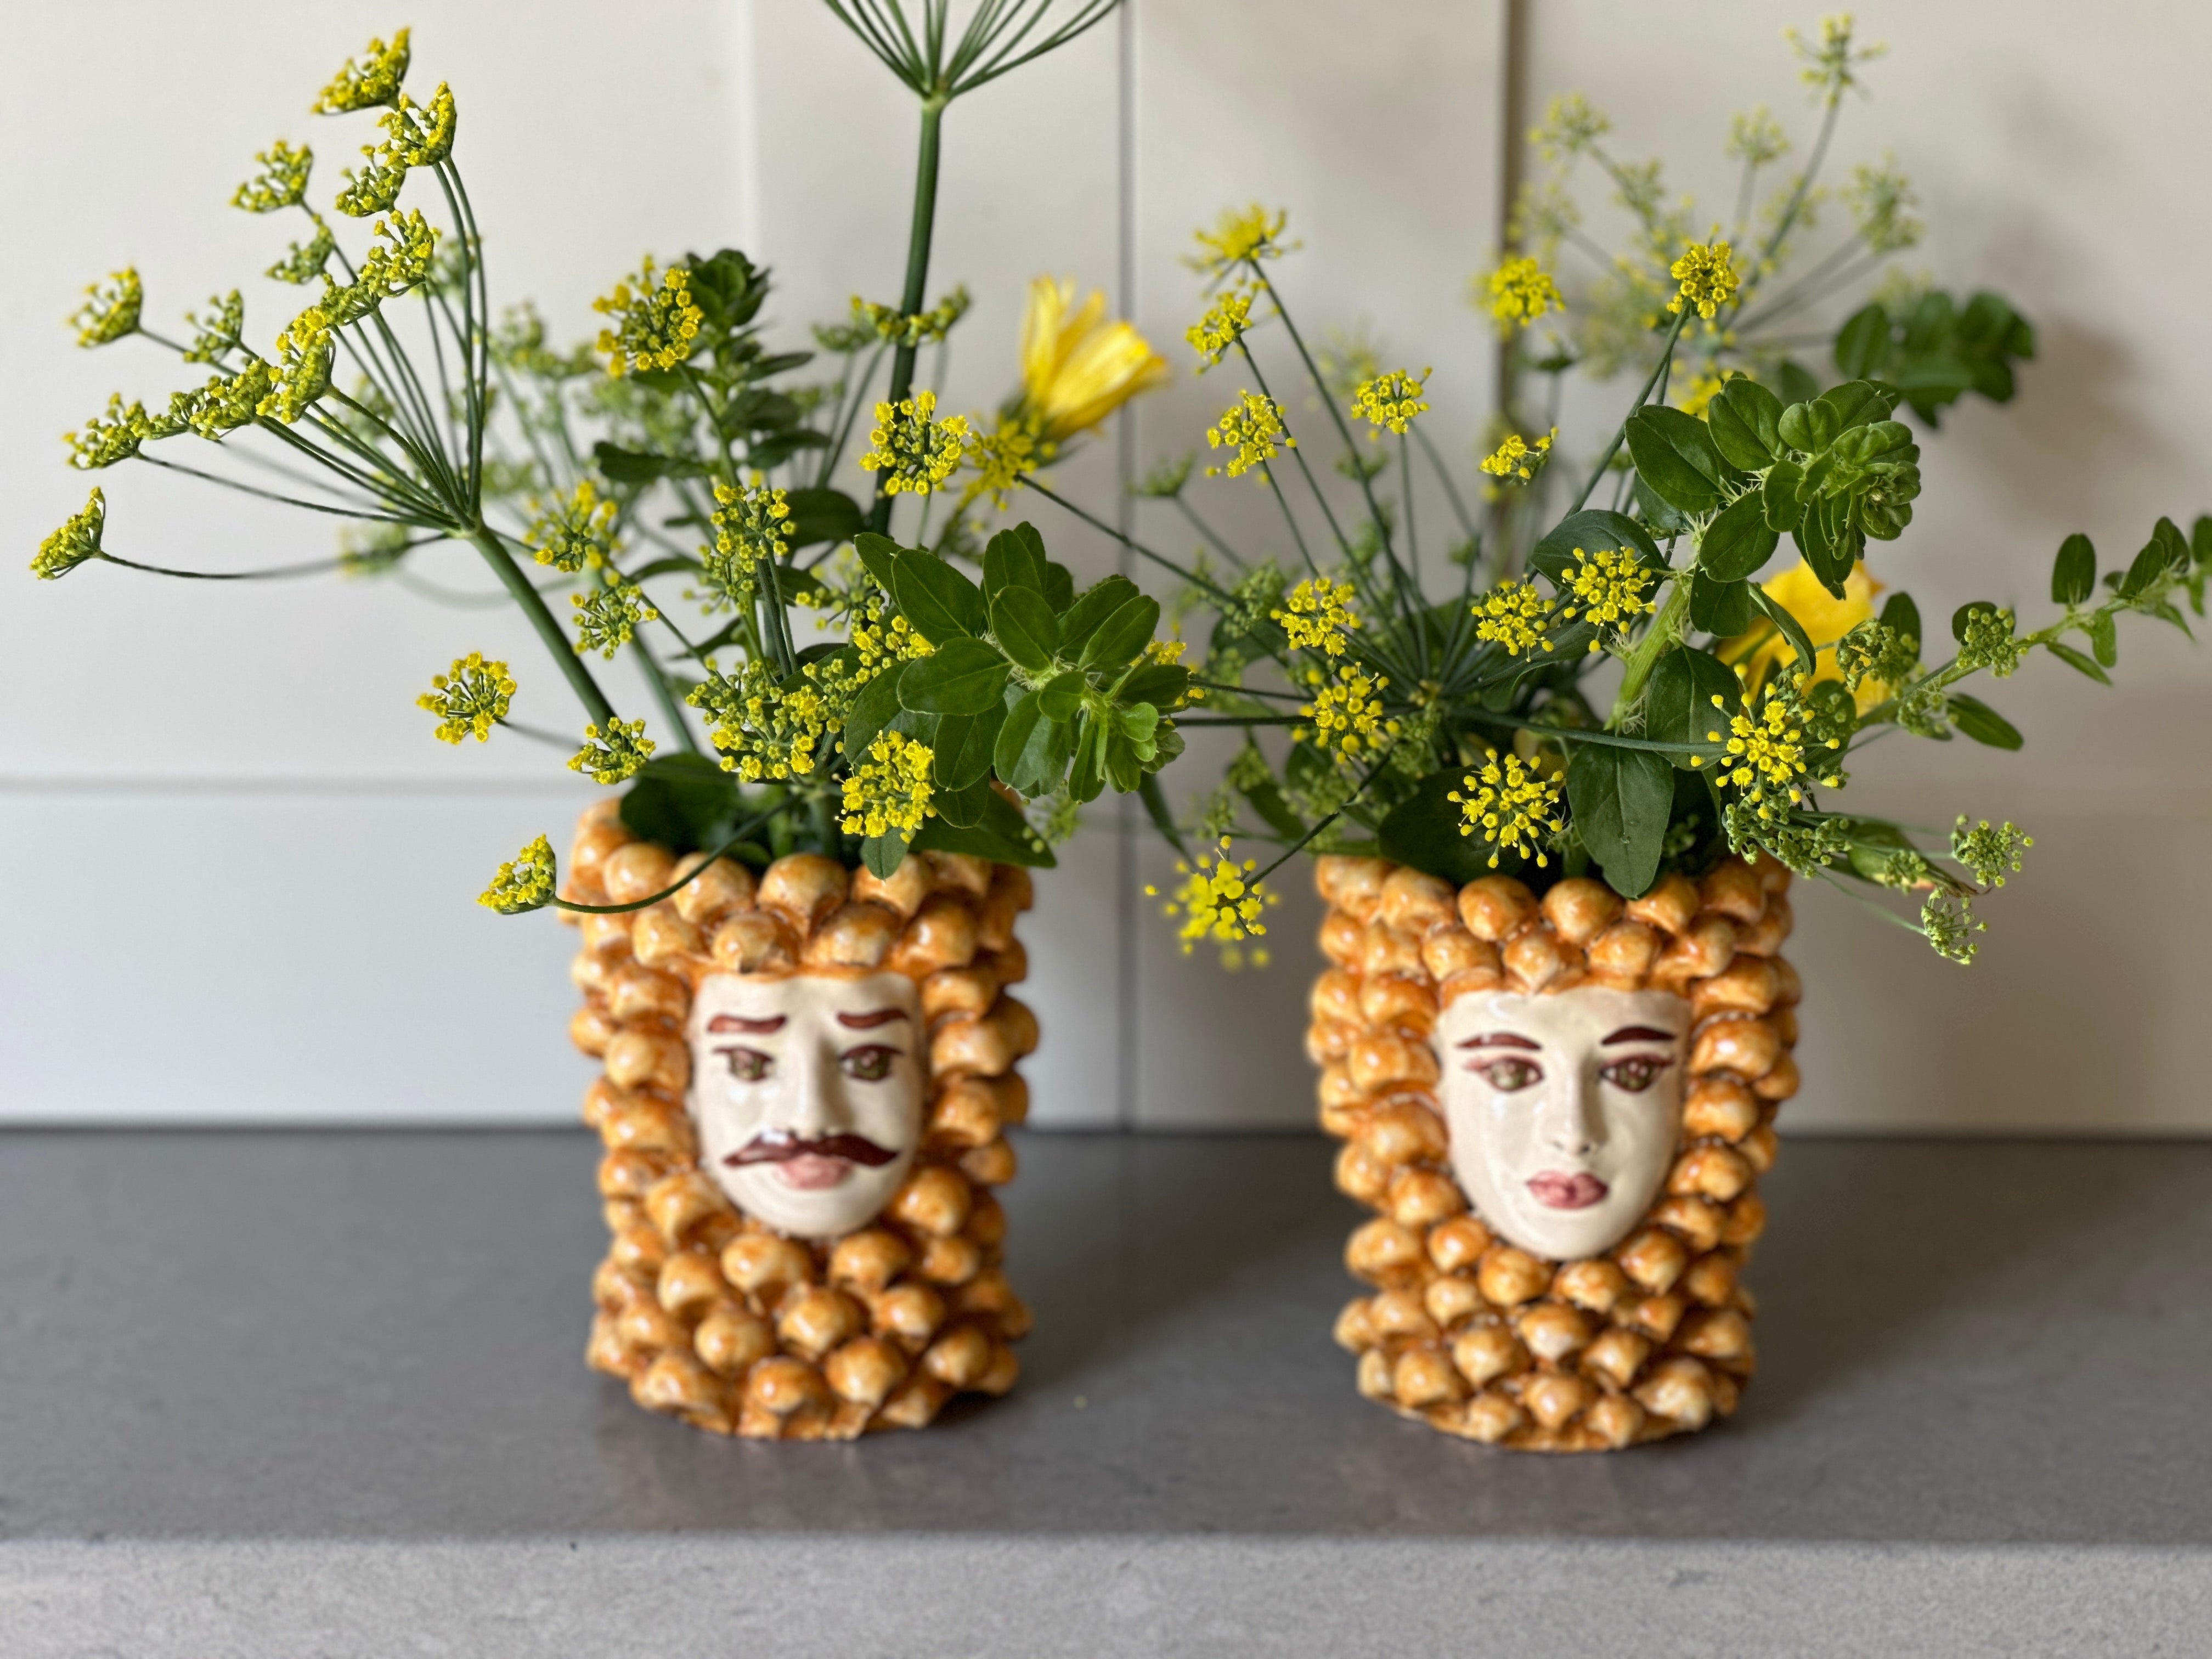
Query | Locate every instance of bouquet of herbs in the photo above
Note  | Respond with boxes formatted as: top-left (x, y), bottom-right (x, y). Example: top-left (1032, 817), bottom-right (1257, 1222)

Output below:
top-left (1019, 16), bottom-right (2199, 965)
top-left (33, 5), bottom-right (1189, 920)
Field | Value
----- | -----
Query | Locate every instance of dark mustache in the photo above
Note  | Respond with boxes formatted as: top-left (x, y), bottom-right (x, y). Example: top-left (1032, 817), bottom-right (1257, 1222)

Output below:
top-left (726, 1131), bottom-right (898, 1169)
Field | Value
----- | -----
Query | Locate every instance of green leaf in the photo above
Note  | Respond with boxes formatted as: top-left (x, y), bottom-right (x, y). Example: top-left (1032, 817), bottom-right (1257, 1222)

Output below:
top-left (1058, 574), bottom-right (1140, 652)
top-left (1794, 490), bottom-right (1862, 595)
top-left (935, 700), bottom-right (1007, 791)
top-left (861, 830), bottom-right (913, 879)
top-left (841, 663), bottom-right (909, 763)
top-left (1631, 473), bottom-right (1693, 538)
top-left (1949, 693), bottom-right (2023, 749)
top-left (1138, 772), bottom-right (1189, 859)
top-left (2153, 515), bottom-right (2192, 574)
top-left (1566, 744), bottom-right (1674, 898)
top-left (1688, 569), bottom-right (1753, 636)
top-left (1079, 592), bottom-right (1161, 672)
top-left (1625, 405), bottom-right (1734, 515)
top-left (1747, 583), bottom-right (1816, 672)
top-left (1833, 303), bottom-right (1893, 381)
top-left (995, 691), bottom-right (1071, 795)
top-left (982, 526), bottom-right (1045, 603)
top-left (781, 488), bottom-right (863, 550)
top-left (1378, 768), bottom-right (1509, 885)
top-left (933, 776), bottom-right (995, 827)
top-left (1880, 592), bottom-right (1922, 648)
top-left (1645, 645), bottom-right (1741, 768)
top-left (1776, 358), bottom-right (1821, 405)
top-left (1238, 767), bottom-right (1306, 840)
top-left (592, 441), bottom-right (707, 484)
top-left (912, 789), bottom-right (1055, 868)
top-left (1068, 711), bottom-right (1107, 803)
top-left (899, 638), bottom-right (1011, 715)
top-left (2191, 515), bottom-right (2212, 568)
top-left (2051, 533), bottom-right (2096, 606)
top-left (1697, 492), bottom-right (1781, 582)
top-left (1815, 379), bottom-right (1896, 435)
top-left (853, 532), bottom-right (902, 594)
top-left (2090, 608), bottom-right (2118, 667)
top-left (1037, 669), bottom-right (1086, 721)
top-left (1707, 378), bottom-right (1785, 470)
top-left (990, 586), bottom-right (1060, 674)
top-left (1103, 726), bottom-right (1144, 794)
top-left (1762, 457), bottom-right (1805, 533)
top-left (617, 753), bottom-right (746, 855)
top-left (1951, 600), bottom-right (1997, 644)
top-left (2045, 641), bottom-right (2111, 685)
top-left (1118, 662), bottom-right (1192, 708)
top-left (1776, 400), bottom-right (1834, 454)
top-left (893, 550), bottom-right (989, 642)
top-left (1530, 509), bottom-right (1664, 585)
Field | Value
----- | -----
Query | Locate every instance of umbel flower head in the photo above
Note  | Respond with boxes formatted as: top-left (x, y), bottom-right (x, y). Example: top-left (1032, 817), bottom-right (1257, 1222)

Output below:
top-left (963, 417), bottom-right (1041, 510)
top-left (1700, 679), bottom-right (1843, 821)
top-left (478, 832), bottom-right (556, 915)
top-left (594, 259), bottom-right (704, 376)
top-left (1186, 283), bottom-right (1254, 371)
top-left (1297, 664), bottom-right (1400, 761)
top-left (1951, 817), bottom-right (2032, 889)
top-left (1483, 256), bottom-right (1563, 332)
top-left (1471, 577), bottom-right (1557, 657)
top-left (570, 570), bottom-right (659, 658)
top-left (66, 393), bottom-right (154, 470)
top-left (1187, 205), bottom-right (1292, 276)
top-left (697, 479), bottom-right (791, 610)
top-left (528, 481), bottom-right (617, 574)
top-left (256, 304), bottom-right (336, 424)
top-left (569, 719), bottom-right (656, 786)
top-left (32, 489), bottom-right (106, 580)
top-left (1351, 368), bottom-right (1431, 437)
top-left (1449, 748), bottom-right (1564, 869)
top-left (1557, 545), bottom-right (1654, 648)
top-left (1019, 278), bottom-right (1169, 445)
top-left (1149, 836), bottom-right (1277, 965)
top-left (380, 83), bottom-right (457, 169)
top-left (854, 286), bottom-right (970, 347)
top-left (689, 657), bottom-right (841, 781)
top-left (232, 141), bottom-right (313, 213)
top-left (839, 730), bottom-right (935, 839)
top-left (416, 653), bottom-right (515, 744)
top-left (313, 29), bottom-right (412, 115)
top-left (1667, 239), bottom-right (1741, 319)
top-left (1272, 577), bottom-right (1359, 656)
top-left (1480, 428), bottom-right (1554, 483)
top-left (334, 148), bottom-right (407, 218)
top-left (860, 391), bottom-right (970, 496)
top-left (70, 268), bottom-right (143, 348)
top-left (1204, 391), bottom-right (1292, 479)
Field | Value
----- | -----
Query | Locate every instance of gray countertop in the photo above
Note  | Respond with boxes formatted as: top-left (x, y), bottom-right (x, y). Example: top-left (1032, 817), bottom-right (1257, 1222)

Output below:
top-left (3, 1128), bottom-right (2209, 1657)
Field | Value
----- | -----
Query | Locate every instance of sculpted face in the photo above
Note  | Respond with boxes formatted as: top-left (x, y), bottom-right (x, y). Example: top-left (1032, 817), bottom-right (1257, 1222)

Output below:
top-left (1432, 986), bottom-right (1688, 1261)
top-left (685, 970), bottom-right (924, 1240)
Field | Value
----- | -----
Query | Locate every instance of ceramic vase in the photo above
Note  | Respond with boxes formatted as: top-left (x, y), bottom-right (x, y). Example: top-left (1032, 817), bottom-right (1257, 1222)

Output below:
top-left (1312, 853), bottom-right (1797, 1451)
top-left (562, 802), bottom-right (1036, 1439)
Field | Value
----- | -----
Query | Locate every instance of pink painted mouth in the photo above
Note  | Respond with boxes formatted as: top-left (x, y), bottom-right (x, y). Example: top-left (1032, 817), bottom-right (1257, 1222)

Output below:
top-left (775, 1153), bottom-right (853, 1191)
top-left (1527, 1171), bottom-right (1608, 1210)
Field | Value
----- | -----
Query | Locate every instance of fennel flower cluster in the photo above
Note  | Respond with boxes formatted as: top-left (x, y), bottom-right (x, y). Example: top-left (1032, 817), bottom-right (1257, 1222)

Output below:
top-left (313, 27), bottom-right (411, 113)
top-left (1667, 240), bottom-right (1741, 319)
top-left (594, 259), bottom-right (704, 376)
top-left (687, 657), bottom-right (843, 782)
top-left (1204, 391), bottom-right (1293, 479)
top-left (417, 653), bottom-right (516, 744)
top-left (839, 731), bottom-right (935, 839)
top-left (529, 481), bottom-right (618, 574)
top-left (569, 719), bottom-right (656, 786)
top-left (1187, 284), bottom-right (1253, 369)
top-left (1471, 578), bottom-right (1557, 657)
top-left (1449, 749), bottom-right (1564, 870)
top-left (71, 268), bottom-right (144, 348)
top-left (850, 596), bottom-right (934, 669)
top-left (855, 286), bottom-right (970, 347)
top-left (31, 489), bottom-right (106, 580)
top-left (1952, 818), bottom-right (2033, 889)
top-left (1351, 368), bottom-right (1431, 436)
top-left (860, 391), bottom-right (972, 496)
top-left (964, 417), bottom-right (1042, 509)
top-left (1485, 256), bottom-right (1563, 331)
top-left (699, 480), bottom-right (791, 611)
top-left (1701, 682), bottom-right (1843, 821)
top-left (1188, 205), bottom-right (1290, 275)
top-left (570, 570), bottom-right (658, 658)
top-left (478, 833), bottom-right (557, 915)
top-left (1557, 545), bottom-right (1655, 647)
top-left (1479, 428), bottom-right (1554, 482)
top-left (1298, 664), bottom-right (1399, 761)
top-left (231, 141), bottom-right (313, 213)
top-left (1272, 578), bottom-right (1360, 656)
top-left (1149, 837), bottom-right (1274, 958)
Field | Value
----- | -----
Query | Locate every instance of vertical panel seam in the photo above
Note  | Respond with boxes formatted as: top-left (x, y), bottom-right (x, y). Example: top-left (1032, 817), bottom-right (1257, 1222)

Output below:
top-left (1115, 0), bottom-right (1141, 1131)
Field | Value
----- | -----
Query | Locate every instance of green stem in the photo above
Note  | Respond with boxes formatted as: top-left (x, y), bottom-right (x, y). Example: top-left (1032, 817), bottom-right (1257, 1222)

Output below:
top-left (467, 528), bottom-right (617, 727)
top-left (1569, 307), bottom-right (1690, 514)
top-left (1608, 573), bottom-right (1692, 726)
top-left (867, 98), bottom-right (947, 537)
top-left (551, 808), bottom-right (783, 915)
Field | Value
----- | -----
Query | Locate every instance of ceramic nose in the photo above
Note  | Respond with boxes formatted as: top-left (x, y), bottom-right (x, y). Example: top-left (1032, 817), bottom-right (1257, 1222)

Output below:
top-left (1542, 1066), bottom-right (1600, 1157)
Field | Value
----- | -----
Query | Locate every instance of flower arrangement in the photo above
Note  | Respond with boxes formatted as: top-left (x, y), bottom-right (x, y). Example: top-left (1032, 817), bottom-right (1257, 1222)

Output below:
top-left (1047, 15), bottom-right (2198, 963)
top-left (33, 4), bottom-right (1184, 919)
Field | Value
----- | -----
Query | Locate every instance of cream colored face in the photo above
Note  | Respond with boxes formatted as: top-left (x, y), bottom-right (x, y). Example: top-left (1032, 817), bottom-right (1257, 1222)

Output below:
top-left (1432, 986), bottom-right (1688, 1261)
top-left (685, 971), bottom-right (924, 1241)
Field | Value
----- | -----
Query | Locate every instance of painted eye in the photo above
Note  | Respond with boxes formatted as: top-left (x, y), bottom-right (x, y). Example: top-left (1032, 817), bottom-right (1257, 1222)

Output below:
top-left (723, 1047), bottom-right (774, 1082)
top-left (1474, 1057), bottom-right (1543, 1091)
top-left (840, 1045), bottom-right (900, 1082)
top-left (1600, 1055), bottom-right (1670, 1092)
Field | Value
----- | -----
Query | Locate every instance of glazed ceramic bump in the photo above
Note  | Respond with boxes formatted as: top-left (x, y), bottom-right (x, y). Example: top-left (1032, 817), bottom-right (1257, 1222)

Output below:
top-left (1312, 854), bottom-right (1797, 1452)
top-left (562, 800), bottom-right (1035, 1440)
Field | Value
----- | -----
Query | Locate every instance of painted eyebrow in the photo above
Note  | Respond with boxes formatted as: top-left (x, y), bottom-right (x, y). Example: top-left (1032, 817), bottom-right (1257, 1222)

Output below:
top-left (1457, 1032), bottom-right (1542, 1051)
top-left (707, 1014), bottom-right (786, 1034)
top-left (1603, 1025), bottom-right (1677, 1044)
top-left (836, 1008), bottom-right (910, 1030)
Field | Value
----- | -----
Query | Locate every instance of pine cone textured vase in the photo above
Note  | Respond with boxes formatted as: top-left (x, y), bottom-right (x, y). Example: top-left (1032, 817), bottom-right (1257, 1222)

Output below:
top-left (562, 801), bottom-right (1035, 1440)
top-left (1312, 854), bottom-right (1795, 1452)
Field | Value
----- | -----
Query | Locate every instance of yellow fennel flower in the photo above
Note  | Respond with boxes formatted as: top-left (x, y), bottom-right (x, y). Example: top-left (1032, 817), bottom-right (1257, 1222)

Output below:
top-left (594, 259), bottom-right (704, 376)
top-left (1471, 578), bottom-right (1557, 657)
top-left (1019, 278), bottom-right (1169, 444)
top-left (1204, 391), bottom-right (1292, 479)
top-left (314, 29), bottom-right (411, 114)
top-left (1479, 427), bottom-right (1555, 483)
top-left (569, 720), bottom-right (656, 786)
top-left (1297, 664), bottom-right (1400, 761)
top-left (840, 731), bottom-right (935, 839)
top-left (1187, 205), bottom-right (1291, 275)
top-left (417, 653), bottom-right (515, 744)
top-left (1704, 682), bottom-right (1842, 821)
top-left (1271, 577), bottom-right (1359, 656)
top-left (232, 141), bottom-right (313, 213)
top-left (1148, 836), bottom-right (1276, 958)
top-left (478, 833), bottom-right (556, 914)
top-left (1484, 256), bottom-right (1563, 332)
top-left (1449, 749), bottom-right (1564, 869)
top-left (1351, 368), bottom-right (1431, 436)
top-left (528, 481), bottom-right (618, 574)
top-left (70, 268), bottom-right (143, 348)
top-left (963, 416), bottom-right (1043, 510)
top-left (1558, 545), bottom-right (1655, 649)
top-left (860, 390), bottom-right (971, 496)
top-left (1668, 239), bottom-right (1741, 319)
top-left (32, 489), bottom-right (107, 580)
top-left (1187, 284), bottom-right (1254, 371)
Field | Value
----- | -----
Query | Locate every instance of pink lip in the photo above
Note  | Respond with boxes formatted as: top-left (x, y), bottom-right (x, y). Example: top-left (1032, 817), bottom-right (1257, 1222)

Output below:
top-left (1527, 1171), bottom-right (1608, 1210)
top-left (775, 1153), bottom-right (853, 1191)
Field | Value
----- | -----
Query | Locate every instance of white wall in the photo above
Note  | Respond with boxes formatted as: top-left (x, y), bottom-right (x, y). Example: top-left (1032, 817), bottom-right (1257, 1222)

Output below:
top-left (4, 1), bottom-right (2207, 1133)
